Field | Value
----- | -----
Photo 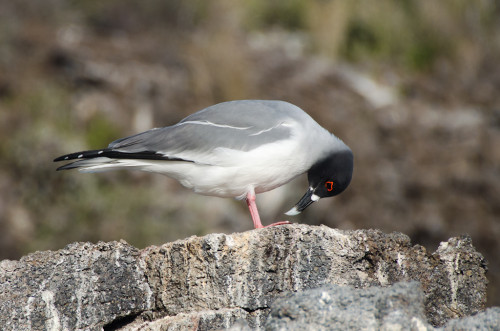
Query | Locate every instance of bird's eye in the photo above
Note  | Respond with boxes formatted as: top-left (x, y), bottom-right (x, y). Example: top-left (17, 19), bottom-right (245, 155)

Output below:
top-left (325, 181), bottom-right (334, 191)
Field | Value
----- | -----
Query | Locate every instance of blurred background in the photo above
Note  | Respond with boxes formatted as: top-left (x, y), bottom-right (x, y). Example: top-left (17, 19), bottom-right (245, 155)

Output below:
top-left (0, 0), bottom-right (499, 306)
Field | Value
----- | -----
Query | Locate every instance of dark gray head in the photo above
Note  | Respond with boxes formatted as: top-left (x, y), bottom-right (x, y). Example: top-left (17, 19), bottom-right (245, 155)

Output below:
top-left (286, 149), bottom-right (353, 215)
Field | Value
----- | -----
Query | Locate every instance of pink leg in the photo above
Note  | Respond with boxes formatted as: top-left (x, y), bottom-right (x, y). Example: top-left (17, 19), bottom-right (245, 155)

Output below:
top-left (246, 191), bottom-right (292, 229)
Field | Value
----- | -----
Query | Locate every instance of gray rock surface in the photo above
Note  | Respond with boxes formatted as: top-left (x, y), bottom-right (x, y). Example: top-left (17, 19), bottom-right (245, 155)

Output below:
top-left (0, 225), bottom-right (490, 330)
top-left (260, 282), bottom-right (500, 331)
top-left (264, 282), bottom-right (433, 331)
top-left (141, 225), bottom-right (486, 328)
top-left (0, 240), bottom-right (152, 330)
top-left (441, 307), bottom-right (500, 331)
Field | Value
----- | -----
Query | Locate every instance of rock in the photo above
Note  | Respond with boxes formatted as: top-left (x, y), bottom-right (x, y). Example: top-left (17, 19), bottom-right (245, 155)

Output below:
top-left (0, 225), bottom-right (489, 330)
top-left (441, 307), bottom-right (500, 331)
top-left (263, 283), bottom-right (500, 331)
top-left (430, 237), bottom-right (490, 323)
top-left (262, 282), bottom-right (500, 331)
top-left (264, 282), bottom-right (433, 331)
top-left (141, 225), bottom-right (486, 328)
top-left (0, 240), bottom-right (152, 330)
top-left (123, 308), bottom-right (250, 331)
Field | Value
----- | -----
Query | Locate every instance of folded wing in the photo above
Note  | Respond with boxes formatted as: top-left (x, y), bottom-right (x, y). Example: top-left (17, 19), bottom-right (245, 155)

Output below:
top-left (55, 100), bottom-right (295, 170)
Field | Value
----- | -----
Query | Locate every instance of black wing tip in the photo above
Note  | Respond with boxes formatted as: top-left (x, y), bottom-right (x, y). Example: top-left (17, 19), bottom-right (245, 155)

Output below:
top-left (54, 149), bottom-right (108, 162)
top-left (54, 155), bottom-right (71, 162)
top-left (53, 149), bottom-right (193, 170)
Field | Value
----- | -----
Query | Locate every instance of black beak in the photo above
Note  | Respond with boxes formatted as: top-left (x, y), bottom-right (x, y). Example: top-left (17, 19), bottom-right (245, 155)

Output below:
top-left (285, 188), bottom-right (318, 215)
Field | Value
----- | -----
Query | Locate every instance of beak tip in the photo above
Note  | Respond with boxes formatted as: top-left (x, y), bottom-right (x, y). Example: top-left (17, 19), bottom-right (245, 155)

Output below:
top-left (285, 207), bottom-right (301, 216)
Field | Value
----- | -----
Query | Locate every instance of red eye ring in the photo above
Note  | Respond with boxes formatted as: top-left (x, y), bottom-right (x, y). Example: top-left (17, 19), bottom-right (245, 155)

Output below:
top-left (325, 181), bottom-right (334, 191)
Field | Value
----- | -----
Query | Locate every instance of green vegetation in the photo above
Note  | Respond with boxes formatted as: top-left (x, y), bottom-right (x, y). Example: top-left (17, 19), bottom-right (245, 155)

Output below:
top-left (245, 0), bottom-right (307, 30)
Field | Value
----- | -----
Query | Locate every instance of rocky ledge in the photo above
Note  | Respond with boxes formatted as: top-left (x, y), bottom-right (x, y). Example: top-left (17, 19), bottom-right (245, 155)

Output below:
top-left (0, 224), bottom-right (496, 330)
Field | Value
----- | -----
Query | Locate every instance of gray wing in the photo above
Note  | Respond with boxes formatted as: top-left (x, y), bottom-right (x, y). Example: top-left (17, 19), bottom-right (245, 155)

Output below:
top-left (108, 100), bottom-right (300, 163)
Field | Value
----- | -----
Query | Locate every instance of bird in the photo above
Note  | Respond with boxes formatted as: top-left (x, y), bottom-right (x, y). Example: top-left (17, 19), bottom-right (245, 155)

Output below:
top-left (54, 100), bottom-right (353, 229)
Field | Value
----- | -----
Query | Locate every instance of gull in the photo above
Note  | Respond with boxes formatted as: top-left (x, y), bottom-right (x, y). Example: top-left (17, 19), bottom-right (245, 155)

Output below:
top-left (54, 100), bottom-right (353, 229)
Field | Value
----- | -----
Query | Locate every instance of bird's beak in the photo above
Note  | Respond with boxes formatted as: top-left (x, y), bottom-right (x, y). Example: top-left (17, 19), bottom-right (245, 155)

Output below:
top-left (285, 188), bottom-right (320, 216)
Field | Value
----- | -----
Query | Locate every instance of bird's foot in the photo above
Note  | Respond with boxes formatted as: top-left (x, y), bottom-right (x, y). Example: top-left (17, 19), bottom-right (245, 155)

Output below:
top-left (262, 220), bottom-right (292, 228)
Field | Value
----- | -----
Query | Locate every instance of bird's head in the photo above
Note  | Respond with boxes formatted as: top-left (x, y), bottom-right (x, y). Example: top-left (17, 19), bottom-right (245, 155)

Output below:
top-left (286, 149), bottom-right (353, 215)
